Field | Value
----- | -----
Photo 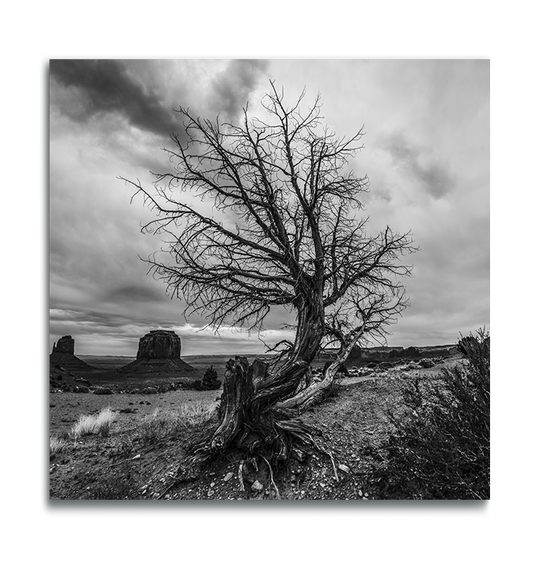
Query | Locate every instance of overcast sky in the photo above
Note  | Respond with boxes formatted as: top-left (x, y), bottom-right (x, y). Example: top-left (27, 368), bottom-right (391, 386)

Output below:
top-left (49, 59), bottom-right (489, 356)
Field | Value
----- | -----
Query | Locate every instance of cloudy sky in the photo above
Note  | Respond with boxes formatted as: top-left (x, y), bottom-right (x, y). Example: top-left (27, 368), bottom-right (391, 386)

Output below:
top-left (49, 59), bottom-right (489, 356)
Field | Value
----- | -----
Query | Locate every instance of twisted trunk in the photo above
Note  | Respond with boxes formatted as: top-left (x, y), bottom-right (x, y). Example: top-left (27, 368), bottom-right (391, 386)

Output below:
top-left (275, 327), bottom-right (365, 411)
top-left (201, 289), bottom-right (325, 461)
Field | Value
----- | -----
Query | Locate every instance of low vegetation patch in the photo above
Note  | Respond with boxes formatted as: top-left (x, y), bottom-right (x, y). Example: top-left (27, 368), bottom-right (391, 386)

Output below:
top-left (360, 330), bottom-right (490, 499)
top-left (139, 402), bottom-right (217, 445)
top-left (70, 407), bottom-right (118, 439)
top-left (50, 435), bottom-right (68, 456)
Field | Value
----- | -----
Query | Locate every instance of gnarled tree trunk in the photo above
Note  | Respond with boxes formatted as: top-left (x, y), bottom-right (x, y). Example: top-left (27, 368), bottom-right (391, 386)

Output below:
top-left (198, 295), bottom-right (326, 462)
top-left (275, 327), bottom-right (365, 411)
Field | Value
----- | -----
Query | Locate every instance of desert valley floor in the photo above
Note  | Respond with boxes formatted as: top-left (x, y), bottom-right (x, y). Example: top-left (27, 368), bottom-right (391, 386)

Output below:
top-left (49, 350), bottom-right (463, 500)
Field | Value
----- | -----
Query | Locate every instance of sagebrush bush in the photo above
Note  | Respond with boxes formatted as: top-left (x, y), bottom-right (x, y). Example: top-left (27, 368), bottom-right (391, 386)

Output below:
top-left (361, 330), bottom-right (490, 499)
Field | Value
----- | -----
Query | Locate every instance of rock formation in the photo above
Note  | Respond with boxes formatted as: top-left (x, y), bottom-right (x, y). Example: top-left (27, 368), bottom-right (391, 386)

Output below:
top-left (52, 335), bottom-right (75, 354)
top-left (50, 335), bottom-right (95, 374)
top-left (137, 330), bottom-right (181, 360)
top-left (120, 330), bottom-right (196, 376)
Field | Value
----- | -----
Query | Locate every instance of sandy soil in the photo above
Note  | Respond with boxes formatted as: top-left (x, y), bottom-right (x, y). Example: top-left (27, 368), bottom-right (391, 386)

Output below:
top-left (49, 356), bottom-right (461, 500)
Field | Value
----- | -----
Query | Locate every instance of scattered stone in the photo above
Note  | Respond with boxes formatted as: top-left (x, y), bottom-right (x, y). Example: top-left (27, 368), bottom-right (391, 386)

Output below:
top-left (338, 464), bottom-right (351, 474)
top-left (223, 472), bottom-right (234, 482)
top-left (251, 480), bottom-right (263, 493)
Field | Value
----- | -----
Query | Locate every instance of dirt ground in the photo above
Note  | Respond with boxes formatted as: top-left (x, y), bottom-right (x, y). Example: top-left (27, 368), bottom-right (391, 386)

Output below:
top-left (49, 356), bottom-right (461, 500)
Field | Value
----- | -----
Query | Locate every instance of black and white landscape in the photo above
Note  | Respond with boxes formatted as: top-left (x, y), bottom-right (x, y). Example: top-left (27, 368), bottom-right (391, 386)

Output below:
top-left (49, 59), bottom-right (489, 500)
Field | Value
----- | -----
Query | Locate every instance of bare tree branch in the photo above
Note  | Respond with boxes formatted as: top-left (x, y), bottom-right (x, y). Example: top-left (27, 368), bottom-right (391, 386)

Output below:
top-left (124, 83), bottom-right (417, 430)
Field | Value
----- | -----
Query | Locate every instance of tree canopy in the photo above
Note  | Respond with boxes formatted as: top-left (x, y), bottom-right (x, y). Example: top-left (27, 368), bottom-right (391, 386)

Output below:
top-left (124, 84), bottom-right (414, 348)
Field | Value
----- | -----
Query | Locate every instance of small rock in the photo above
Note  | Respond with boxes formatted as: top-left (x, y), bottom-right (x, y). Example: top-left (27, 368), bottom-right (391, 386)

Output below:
top-left (251, 480), bottom-right (263, 493)
top-left (223, 472), bottom-right (233, 482)
top-left (338, 464), bottom-right (351, 474)
top-left (207, 489), bottom-right (214, 497)
top-left (73, 385), bottom-right (90, 393)
top-left (92, 386), bottom-right (113, 395)
top-left (131, 454), bottom-right (141, 460)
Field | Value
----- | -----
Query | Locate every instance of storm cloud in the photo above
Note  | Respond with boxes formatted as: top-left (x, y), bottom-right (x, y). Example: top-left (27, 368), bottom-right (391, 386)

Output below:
top-left (51, 59), bottom-right (270, 139)
top-left (50, 59), bottom-right (185, 138)
top-left (49, 59), bottom-right (489, 355)
top-left (209, 59), bottom-right (270, 118)
top-left (380, 131), bottom-right (457, 199)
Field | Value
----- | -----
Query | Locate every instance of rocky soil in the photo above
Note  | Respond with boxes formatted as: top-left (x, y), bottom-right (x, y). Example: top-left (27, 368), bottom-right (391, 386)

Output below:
top-left (49, 355), bottom-right (461, 500)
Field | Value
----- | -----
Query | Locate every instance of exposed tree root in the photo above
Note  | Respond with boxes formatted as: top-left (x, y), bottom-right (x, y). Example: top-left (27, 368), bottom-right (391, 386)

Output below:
top-left (161, 355), bottom-right (343, 497)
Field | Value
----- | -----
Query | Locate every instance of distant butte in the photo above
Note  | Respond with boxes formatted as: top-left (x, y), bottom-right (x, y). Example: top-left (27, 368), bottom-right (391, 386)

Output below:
top-left (119, 330), bottom-right (197, 376)
top-left (50, 335), bottom-right (96, 374)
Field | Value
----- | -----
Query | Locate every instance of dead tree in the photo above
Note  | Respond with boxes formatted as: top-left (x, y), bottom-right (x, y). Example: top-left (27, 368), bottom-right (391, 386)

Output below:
top-left (122, 83), bottom-right (415, 464)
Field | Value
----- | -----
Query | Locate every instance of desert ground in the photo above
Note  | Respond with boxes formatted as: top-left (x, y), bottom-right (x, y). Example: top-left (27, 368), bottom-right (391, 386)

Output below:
top-left (49, 349), bottom-right (462, 500)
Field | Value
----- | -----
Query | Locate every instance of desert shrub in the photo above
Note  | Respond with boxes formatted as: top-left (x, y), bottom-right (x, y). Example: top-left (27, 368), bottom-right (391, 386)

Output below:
top-left (70, 407), bottom-right (117, 439)
top-left (192, 366), bottom-right (221, 390)
top-left (405, 346), bottom-right (421, 357)
top-left (457, 335), bottom-right (477, 356)
top-left (360, 330), bottom-right (490, 499)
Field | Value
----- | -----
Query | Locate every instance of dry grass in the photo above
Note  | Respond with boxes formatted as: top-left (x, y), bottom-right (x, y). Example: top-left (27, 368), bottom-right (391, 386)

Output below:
top-left (50, 435), bottom-right (68, 455)
top-left (70, 407), bottom-right (118, 439)
top-left (139, 402), bottom-right (216, 445)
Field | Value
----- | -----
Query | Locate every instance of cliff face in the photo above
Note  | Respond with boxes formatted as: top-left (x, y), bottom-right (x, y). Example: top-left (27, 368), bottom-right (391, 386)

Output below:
top-left (50, 335), bottom-right (95, 373)
top-left (52, 335), bottom-right (75, 354)
top-left (136, 330), bottom-right (182, 360)
top-left (119, 330), bottom-right (196, 376)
